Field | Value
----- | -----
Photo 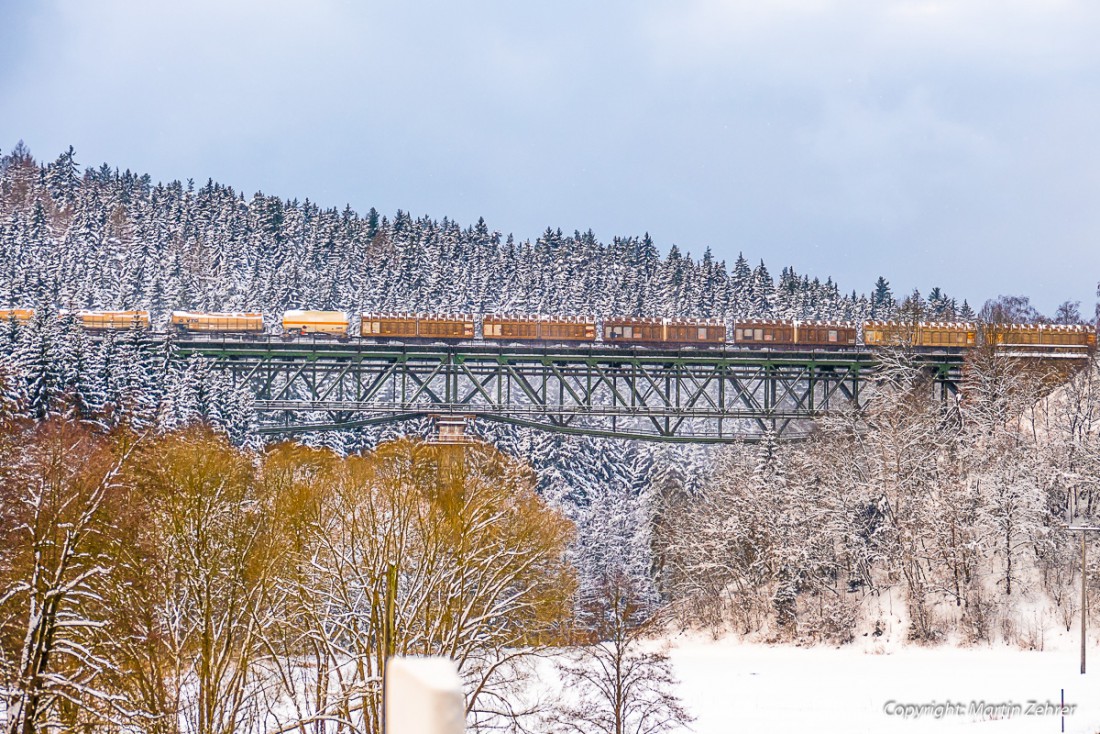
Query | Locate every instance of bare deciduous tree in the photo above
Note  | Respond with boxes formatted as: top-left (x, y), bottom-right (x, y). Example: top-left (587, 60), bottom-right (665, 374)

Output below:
top-left (0, 420), bottom-right (140, 734)
top-left (548, 571), bottom-right (692, 734)
top-left (257, 438), bottom-right (576, 734)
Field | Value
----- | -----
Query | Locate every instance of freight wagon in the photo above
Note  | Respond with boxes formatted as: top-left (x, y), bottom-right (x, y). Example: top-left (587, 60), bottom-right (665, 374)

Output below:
top-left (282, 310), bottom-right (349, 337)
top-left (664, 318), bottom-right (726, 345)
top-left (540, 317), bottom-right (597, 342)
top-left (360, 313), bottom-right (475, 341)
top-left (734, 320), bottom-right (858, 347)
top-left (0, 308), bottom-right (35, 325)
top-left (482, 315), bottom-right (597, 342)
top-left (171, 311), bottom-right (264, 333)
top-left (604, 317), bottom-right (670, 344)
top-left (603, 317), bottom-right (724, 345)
top-left (863, 322), bottom-right (979, 348)
top-left (984, 323), bottom-right (1096, 351)
top-left (483, 314), bottom-right (540, 341)
top-left (69, 310), bottom-right (151, 331)
top-left (417, 315), bottom-right (475, 340)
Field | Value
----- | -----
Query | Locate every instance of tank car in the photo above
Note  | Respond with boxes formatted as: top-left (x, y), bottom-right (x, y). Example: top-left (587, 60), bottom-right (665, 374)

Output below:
top-left (282, 310), bottom-right (349, 337)
top-left (0, 308), bottom-right (35, 325)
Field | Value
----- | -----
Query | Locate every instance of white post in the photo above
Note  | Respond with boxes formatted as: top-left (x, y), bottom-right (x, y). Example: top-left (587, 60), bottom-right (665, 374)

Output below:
top-left (385, 657), bottom-right (465, 734)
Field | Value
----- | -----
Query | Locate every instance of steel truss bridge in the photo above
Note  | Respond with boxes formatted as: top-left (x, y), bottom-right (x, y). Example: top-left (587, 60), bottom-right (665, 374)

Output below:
top-left (170, 336), bottom-right (970, 442)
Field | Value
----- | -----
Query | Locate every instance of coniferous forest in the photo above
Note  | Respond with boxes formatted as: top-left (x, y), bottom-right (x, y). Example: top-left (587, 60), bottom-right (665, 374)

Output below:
top-left (3, 144), bottom-right (1100, 734)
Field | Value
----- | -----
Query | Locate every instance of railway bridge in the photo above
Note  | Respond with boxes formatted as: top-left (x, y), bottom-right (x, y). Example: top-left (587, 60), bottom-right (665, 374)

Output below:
top-left (171, 336), bottom-right (971, 442)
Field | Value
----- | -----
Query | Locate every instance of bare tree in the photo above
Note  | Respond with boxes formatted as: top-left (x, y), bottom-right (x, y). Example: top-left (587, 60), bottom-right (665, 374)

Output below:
top-left (979, 294), bottom-right (1042, 324)
top-left (548, 571), bottom-right (692, 734)
top-left (1054, 300), bottom-right (1083, 325)
top-left (0, 420), bottom-right (140, 734)
top-left (128, 427), bottom-right (292, 734)
top-left (256, 438), bottom-right (576, 734)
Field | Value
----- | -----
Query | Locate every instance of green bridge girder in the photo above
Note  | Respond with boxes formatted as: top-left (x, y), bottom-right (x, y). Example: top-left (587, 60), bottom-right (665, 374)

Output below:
top-left (170, 335), bottom-right (967, 442)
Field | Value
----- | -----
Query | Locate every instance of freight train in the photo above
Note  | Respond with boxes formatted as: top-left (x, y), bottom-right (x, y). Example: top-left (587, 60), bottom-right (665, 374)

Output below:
top-left (0, 308), bottom-right (1095, 352)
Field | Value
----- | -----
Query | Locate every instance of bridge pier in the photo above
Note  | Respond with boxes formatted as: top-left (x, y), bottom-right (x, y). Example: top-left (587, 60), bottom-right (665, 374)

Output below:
top-left (430, 414), bottom-right (474, 444)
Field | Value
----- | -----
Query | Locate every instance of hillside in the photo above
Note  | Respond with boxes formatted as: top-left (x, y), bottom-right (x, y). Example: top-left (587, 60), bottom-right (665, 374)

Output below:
top-left (0, 144), bottom-right (970, 326)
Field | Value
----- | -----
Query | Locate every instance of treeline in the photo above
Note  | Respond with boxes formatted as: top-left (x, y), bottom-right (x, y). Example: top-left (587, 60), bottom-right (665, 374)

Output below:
top-left (1, 142), bottom-right (967, 325)
top-left (656, 346), bottom-right (1100, 644)
top-left (0, 423), bottom-right (576, 733)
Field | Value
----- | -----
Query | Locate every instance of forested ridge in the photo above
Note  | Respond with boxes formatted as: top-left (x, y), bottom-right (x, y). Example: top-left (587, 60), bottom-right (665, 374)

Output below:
top-left (1, 142), bottom-right (971, 323)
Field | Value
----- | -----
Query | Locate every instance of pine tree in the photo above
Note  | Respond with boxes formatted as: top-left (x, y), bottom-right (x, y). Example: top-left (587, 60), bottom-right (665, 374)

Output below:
top-left (749, 260), bottom-right (775, 317)
top-left (871, 276), bottom-right (894, 319)
top-left (45, 145), bottom-right (80, 208)
top-left (18, 308), bottom-right (64, 419)
top-left (729, 252), bottom-right (752, 317)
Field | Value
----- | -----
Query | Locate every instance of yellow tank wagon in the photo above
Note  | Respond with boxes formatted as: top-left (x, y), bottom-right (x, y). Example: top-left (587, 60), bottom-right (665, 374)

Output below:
top-left (282, 309), bottom-right (349, 337)
top-left (171, 311), bottom-right (264, 333)
top-left (0, 308), bottom-right (35, 325)
top-left (70, 310), bottom-right (151, 330)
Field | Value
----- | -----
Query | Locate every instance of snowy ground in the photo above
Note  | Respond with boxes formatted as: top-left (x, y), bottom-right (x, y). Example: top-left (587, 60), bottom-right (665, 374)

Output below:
top-left (666, 632), bottom-right (1100, 734)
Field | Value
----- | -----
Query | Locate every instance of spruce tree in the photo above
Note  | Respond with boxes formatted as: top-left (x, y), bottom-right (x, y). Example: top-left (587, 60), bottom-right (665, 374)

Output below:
top-left (870, 276), bottom-right (895, 319)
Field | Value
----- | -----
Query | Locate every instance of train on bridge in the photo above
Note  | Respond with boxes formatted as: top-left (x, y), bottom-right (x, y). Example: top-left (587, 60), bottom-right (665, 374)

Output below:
top-left (0, 308), bottom-right (1095, 353)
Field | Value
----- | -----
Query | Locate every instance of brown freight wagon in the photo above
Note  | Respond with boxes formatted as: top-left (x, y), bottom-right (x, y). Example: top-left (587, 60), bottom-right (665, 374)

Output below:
top-left (985, 323), bottom-right (1095, 351)
top-left (733, 320), bottom-right (796, 345)
top-left (862, 321), bottom-right (976, 348)
top-left (664, 318), bottom-right (726, 345)
top-left (417, 314), bottom-right (475, 340)
top-left (603, 318), bottom-right (666, 344)
top-left (795, 321), bottom-right (858, 347)
top-left (483, 315), bottom-right (540, 341)
top-left (539, 317), bottom-right (597, 342)
top-left (861, 320), bottom-right (919, 347)
top-left (361, 313), bottom-right (419, 338)
top-left (919, 322), bottom-right (977, 348)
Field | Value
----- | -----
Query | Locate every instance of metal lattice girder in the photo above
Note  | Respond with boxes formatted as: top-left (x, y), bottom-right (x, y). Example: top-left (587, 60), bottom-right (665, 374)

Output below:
top-left (169, 335), bottom-right (966, 442)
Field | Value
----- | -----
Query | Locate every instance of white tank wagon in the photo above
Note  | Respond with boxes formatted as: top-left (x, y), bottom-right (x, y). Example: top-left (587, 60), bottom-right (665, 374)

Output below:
top-left (281, 309), bottom-right (349, 337)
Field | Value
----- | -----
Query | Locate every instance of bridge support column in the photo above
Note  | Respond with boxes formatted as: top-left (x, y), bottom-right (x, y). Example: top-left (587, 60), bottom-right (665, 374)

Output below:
top-left (430, 415), bottom-right (474, 444)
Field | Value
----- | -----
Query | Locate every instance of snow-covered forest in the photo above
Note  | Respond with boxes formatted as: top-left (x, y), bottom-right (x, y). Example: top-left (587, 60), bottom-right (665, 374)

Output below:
top-left (3, 143), bottom-right (1100, 734)
top-left (1, 143), bottom-right (972, 324)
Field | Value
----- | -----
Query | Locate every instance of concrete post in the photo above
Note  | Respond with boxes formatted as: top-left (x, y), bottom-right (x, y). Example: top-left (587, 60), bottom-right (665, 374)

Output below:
top-left (385, 657), bottom-right (465, 734)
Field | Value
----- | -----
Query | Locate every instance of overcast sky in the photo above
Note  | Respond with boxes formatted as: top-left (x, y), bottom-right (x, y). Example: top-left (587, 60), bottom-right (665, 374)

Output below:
top-left (2, 0), bottom-right (1098, 315)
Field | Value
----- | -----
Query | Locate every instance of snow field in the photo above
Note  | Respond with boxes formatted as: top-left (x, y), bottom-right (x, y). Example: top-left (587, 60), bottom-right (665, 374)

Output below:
top-left (665, 633), bottom-right (1100, 734)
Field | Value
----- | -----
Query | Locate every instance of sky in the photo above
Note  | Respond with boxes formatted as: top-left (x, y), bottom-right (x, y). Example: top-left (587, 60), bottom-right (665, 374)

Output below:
top-left (1, 0), bottom-right (1098, 316)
